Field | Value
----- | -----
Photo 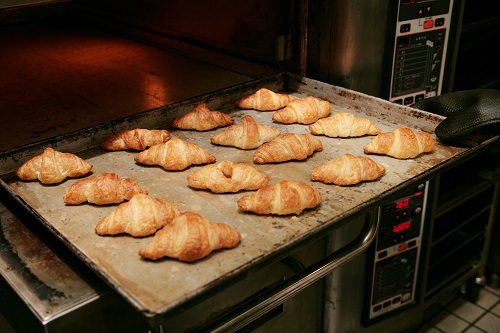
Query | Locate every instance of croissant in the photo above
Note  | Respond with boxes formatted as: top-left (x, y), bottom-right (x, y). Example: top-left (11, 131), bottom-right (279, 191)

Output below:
top-left (310, 154), bottom-right (386, 185)
top-left (171, 103), bottom-right (234, 131)
top-left (210, 115), bottom-right (281, 149)
top-left (16, 147), bottom-right (92, 185)
top-left (95, 193), bottom-right (181, 237)
top-left (309, 112), bottom-right (381, 137)
top-left (139, 212), bottom-right (241, 262)
top-left (134, 137), bottom-right (216, 170)
top-left (100, 128), bottom-right (171, 151)
top-left (235, 88), bottom-right (296, 111)
top-left (237, 180), bottom-right (322, 215)
top-left (363, 127), bottom-right (435, 159)
top-left (272, 96), bottom-right (331, 124)
top-left (64, 172), bottom-right (147, 205)
top-left (253, 133), bottom-right (323, 164)
top-left (187, 160), bottom-right (269, 193)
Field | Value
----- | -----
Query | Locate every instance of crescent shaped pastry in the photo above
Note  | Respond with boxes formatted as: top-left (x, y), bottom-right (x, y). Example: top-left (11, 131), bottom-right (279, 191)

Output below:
top-left (139, 212), bottom-right (241, 262)
top-left (310, 154), bottom-right (386, 185)
top-left (237, 180), bottom-right (322, 215)
top-left (100, 128), bottom-right (171, 151)
top-left (363, 127), bottom-right (435, 159)
top-left (210, 115), bottom-right (281, 149)
top-left (16, 147), bottom-right (92, 185)
top-left (171, 103), bottom-right (234, 131)
top-left (134, 137), bottom-right (216, 170)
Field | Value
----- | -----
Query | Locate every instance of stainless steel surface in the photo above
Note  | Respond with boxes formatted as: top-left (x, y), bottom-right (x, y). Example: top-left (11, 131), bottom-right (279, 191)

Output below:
top-left (306, 0), bottom-right (391, 97)
top-left (211, 211), bottom-right (378, 333)
top-left (0, 201), bottom-right (103, 322)
top-left (0, 198), bottom-right (150, 332)
top-left (1, 73), bottom-right (491, 323)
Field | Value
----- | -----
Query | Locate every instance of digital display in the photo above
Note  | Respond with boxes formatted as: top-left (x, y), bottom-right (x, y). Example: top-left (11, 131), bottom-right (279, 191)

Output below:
top-left (393, 221), bottom-right (411, 233)
top-left (395, 198), bottom-right (411, 210)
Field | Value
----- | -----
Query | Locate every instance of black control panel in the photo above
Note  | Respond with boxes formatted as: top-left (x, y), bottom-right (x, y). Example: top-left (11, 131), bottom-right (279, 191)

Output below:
top-left (364, 182), bottom-right (428, 323)
top-left (389, 0), bottom-right (455, 105)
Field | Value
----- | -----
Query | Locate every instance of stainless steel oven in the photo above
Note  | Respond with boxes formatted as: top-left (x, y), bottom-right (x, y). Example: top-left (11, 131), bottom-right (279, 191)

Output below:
top-left (1, 1), bottom-right (496, 333)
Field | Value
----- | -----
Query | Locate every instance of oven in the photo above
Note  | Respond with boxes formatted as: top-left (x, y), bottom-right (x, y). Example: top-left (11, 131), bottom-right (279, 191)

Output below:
top-left (0, 1), bottom-right (497, 333)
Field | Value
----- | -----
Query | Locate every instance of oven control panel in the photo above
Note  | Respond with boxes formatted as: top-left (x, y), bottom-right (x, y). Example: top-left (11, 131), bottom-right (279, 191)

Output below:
top-left (389, 0), bottom-right (455, 105)
top-left (364, 182), bottom-right (428, 323)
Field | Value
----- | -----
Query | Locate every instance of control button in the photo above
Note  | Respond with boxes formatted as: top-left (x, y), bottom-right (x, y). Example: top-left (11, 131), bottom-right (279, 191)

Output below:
top-left (414, 206), bottom-right (422, 215)
top-left (378, 251), bottom-right (388, 259)
top-left (408, 240), bottom-right (417, 248)
top-left (382, 204), bottom-right (393, 215)
top-left (393, 99), bottom-right (403, 105)
top-left (417, 7), bottom-right (425, 15)
top-left (393, 297), bottom-right (401, 304)
top-left (383, 301), bottom-right (392, 308)
top-left (415, 94), bottom-right (425, 102)
top-left (425, 5), bottom-right (432, 14)
top-left (423, 19), bottom-right (434, 29)
top-left (398, 243), bottom-right (408, 252)
top-left (404, 96), bottom-right (414, 105)
top-left (402, 292), bottom-right (412, 302)
top-left (374, 304), bottom-right (382, 312)
top-left (435, 17), bottom-right (445, 27)
top-left (400, 23), bottom-right (411, 33)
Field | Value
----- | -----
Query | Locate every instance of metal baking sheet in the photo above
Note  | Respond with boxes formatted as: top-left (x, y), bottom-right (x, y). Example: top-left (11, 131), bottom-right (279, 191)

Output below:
top-left (0, 73), bottom-right (492, 319)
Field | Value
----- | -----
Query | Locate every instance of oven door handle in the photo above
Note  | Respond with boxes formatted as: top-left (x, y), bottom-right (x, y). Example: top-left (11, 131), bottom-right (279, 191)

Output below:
top-left (210, 209), bottom-right (380, 333)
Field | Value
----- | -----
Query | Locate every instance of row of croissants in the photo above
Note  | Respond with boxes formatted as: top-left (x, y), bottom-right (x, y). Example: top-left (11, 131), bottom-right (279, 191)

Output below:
top-left (14, 88), bottom-right (436, 262)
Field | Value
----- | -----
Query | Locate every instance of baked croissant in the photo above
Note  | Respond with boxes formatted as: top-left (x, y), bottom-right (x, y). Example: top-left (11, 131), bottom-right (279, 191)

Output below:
top-left (187, 160), bottom-right (269, 193)
top-left (64, 172), bottom-right (147, 205)
top-left (171, 103), bottom-right (234, 131)
top-left (363, 127), bottom-right (435, 159)
top-left (235, 88), bottom-right (296, 111)
top-left (253, 133), bottom-right (323, 164)
top-left (309, 112), bottom-right (381, 137)
top-left (95, 193), bottom-right (181, 237)
top-left (100, 128), bottom-right (171, 151)
top-left (16, 147), bottom-right (93, 185)
top-left (272, 96), bottom-right (331, 124)
top-left (210, 115), bottom-right (281, 149)
top-left (310, 154), bottom-right (386, 185)
top-left (134, 137), bottom-right (216, 170)
top-left (139, 212), bottom-right (241, 262)
top-left (237, 180), bottom-right (322, 215)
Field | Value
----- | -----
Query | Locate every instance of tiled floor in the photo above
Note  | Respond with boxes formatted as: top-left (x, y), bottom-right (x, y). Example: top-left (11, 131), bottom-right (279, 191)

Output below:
top-left (414, 283), bottom-right (500, 333)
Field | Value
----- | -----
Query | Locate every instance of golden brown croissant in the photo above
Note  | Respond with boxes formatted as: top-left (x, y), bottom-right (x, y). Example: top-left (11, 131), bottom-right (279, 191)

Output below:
top-left (363, 127), bottom-right (435, 159)
top-left (171, 103), bottom-right (234, 131)
top-left (64, 172), bottom-right (147, 205)
top-left (309, 112), bottom-right (381, 137)
top-left (187, 160), bottom-right (269, 193)
top-left (272, 96), bottom-right (331, 124)
top-left (138, 211), bottom-right (241, 262)
top-left (100, 128), bottom-right (171, 151)
top-left (253, 133), bottom-right (323, 164)
top-left (237, 180), bottom-right (322, 215)
top-left (16, 147), bottom-right (93, 185)
top-left (95, 193), bottom-right (181, 237)
top-left (210, 115), bottom-right (281, 149)
top-left (235, 88), bottom-right (296, 111)
top-left (134, 137), bottom-right (216, 170)
top-left (310, 154), bottom-right (386, 185)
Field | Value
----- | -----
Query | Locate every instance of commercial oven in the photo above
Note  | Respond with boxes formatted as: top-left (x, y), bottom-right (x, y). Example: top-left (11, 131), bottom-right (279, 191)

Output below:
top-left (1, 1), bottom-right (495, 333)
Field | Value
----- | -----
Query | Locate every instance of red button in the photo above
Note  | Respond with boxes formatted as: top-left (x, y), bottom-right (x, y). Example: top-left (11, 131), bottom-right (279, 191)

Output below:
top-left (398, 243), bottom-right (408, 252)
top-left (424, 20), bottom-right (434, 29)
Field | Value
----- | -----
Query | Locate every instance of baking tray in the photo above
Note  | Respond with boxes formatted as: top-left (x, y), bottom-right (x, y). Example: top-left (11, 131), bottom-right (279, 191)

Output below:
top-left (0, 73), bottom-right (493, 319)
